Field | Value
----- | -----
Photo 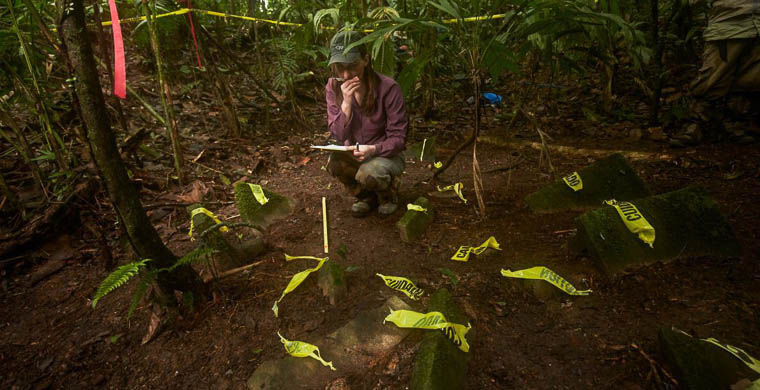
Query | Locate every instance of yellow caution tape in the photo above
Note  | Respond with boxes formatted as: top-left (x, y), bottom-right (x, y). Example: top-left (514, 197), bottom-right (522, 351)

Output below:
top-left (407, 204), bottom-right (428, 213)
top-left (272, 255), bottom-right (328, 317)
top-left (248, 183), bottom-right (269, 205)
top-left (277, 332), bottom-right (336, 371)
top-left (376, 273), bottom-right (424, 300)
top-left (188, 207), bottom-right (229, 238)
top-left (384, 309), bottom-right (471, 352)
top-left (604, 199), bottom-right (655, 248)
top-left (81, 7), bottom-right (507, 30)
top-left (562, 171), bottom-right (583, 191)
top-left (434, 161), bottom-right (443, 169)
top-left (451, 236), bottom-right (501, 262)
top-left (500, 266), bottom-right (591, 296)
top-left (437, 182), bottom-right (467, 204)
top-left (702, 338), bottom-right (760, 374)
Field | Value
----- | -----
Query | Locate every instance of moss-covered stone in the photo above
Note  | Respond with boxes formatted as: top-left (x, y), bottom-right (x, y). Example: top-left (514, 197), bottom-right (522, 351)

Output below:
top-left (247, 296), bottom-right (412, 389)
top-left (410, 288), bottom-right (469, 390)
top-left (574, 186), bottom-right (740, 276)
top-left (397, 197), bottom-right (433, 243)
top-left (234, 182), bottom-right (293, 229)
top-left (187, 204), bottom-right (247, 269)
top-left (318, 260), bottom-right (346, 305)
top-left (403, 137), bottom-right (437, 163)
top-left (659, 327), bottom-right (760, 390)
top-left (525, 153), bottom-right (650, 213)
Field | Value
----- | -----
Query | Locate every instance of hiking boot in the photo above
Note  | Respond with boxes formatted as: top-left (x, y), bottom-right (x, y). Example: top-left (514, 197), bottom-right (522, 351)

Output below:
top-left (377, 177), bottom-right (400, 216)
top-left (351, 194), bottom-right (377, 218)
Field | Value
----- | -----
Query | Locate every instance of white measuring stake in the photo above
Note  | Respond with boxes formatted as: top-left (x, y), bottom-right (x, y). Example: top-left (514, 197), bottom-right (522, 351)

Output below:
top-left (322, 197), bottom-right (328, 253)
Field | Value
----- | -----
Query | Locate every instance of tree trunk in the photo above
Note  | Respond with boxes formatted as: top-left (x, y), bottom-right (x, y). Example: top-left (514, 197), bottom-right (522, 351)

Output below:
top-left (59, 0), bottom-right (206, 305)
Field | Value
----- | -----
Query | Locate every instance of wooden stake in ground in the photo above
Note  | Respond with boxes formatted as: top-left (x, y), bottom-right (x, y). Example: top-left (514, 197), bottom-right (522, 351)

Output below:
top-left (322, 196), bottom-right (328, 254)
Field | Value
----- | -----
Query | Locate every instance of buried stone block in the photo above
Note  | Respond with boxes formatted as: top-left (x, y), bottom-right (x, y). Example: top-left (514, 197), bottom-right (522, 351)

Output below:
top-left (659, 327), bottom-right (760, 390)
top-left (411, 288), bottom-right (469, 390)
top-left (234, 182), bottom-right (294, 229)
top-left (247, 296), bottom-right (412, 389)
top-left (318, 260), bottom-right (347, 305)
top-left (397, 197), bottom-right (433, 243)
top-left (574, 186), bottom-right (740, 276)
top-left (187, 204), bottom-right (265, 270)
top-left (525, 153), bottom-right (650, 213)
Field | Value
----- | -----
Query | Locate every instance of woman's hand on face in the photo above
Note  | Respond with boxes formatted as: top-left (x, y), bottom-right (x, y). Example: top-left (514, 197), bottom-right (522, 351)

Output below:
top-left (340, 77), bottom-right (361, 103)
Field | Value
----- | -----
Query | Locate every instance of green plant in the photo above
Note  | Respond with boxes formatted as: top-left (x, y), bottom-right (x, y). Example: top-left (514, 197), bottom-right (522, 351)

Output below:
top-left (92, 246), bottom-right (213, 318)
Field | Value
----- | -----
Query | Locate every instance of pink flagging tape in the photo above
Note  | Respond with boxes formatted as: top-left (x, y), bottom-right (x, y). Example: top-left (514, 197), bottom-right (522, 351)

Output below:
top-left (107, 0), bottom-right (126, 98)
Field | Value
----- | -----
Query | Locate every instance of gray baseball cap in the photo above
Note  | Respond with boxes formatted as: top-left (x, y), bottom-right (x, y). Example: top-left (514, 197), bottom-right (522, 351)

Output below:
top-left (328, 31), bottom-right (364, 65)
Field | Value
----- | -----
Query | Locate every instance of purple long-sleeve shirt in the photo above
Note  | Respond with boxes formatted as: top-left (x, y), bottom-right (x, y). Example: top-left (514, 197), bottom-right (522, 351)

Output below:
top-left (326, 73), bottom-right (407, 158)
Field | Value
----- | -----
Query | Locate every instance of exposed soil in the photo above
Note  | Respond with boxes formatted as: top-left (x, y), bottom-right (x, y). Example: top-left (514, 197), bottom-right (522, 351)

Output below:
top-left (1, 71), bottom-right (759, 390)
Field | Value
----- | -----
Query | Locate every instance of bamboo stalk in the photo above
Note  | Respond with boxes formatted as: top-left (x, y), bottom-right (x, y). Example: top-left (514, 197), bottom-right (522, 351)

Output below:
top-left (5, 0), bottom-right (69, 170)
top-left (0, 106), bottom-right (48, 199)
top-left (143, 0), bottom-right (184, 185)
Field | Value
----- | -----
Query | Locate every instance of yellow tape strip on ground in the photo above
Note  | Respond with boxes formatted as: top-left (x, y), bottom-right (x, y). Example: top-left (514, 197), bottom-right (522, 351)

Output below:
top-left (562, 171), bottom-right (583, 191)
top-left (500, 266), bottom-right (591, 296)
top-left (384, 309), bottom-right (471, 352)
top-left (702, 337), bottom-right (760, 374)
top-left (188, 207), bottom-right (229, 238)
top-left (451, 236), bottom-right (501, 262)
top-left (376, 274), bottom-right (424, 300)
top-left (247, 183), bottom-right (269, 205)
top-left (437, 182), bottom-right (467, 204)
top-left (272, 255), bottom-right (328, 317)
top-left (407, 204), bottom-right (428, 213)
top-left (604, 199), bottom-right (655, 248)
top-left (277, 332), bottom-right (336, 370)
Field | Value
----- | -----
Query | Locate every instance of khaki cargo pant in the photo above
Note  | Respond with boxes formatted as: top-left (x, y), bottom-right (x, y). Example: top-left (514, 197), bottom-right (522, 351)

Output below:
top-left (691, 38), bottom-right (760, 99)
top-left (326, 152), bottom-right (404, 198)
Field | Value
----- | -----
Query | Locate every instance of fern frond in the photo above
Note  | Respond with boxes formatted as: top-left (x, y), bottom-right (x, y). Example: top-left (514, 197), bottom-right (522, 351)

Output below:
top-left (92, 259), bottom-right (150, 309)
top-left (127, 271), bottom-right (157, 319)
top-left (166, 245), bottom-right (214, 272)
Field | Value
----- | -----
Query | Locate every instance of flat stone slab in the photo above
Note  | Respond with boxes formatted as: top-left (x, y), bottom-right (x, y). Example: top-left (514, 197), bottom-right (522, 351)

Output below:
top-left (659, 327), bottom-right (760, 389)
top-left (234, 183), bottom-right (294, 230)
top-left (411, 288), bottom-right (469, 390)
top-left (247, 296), bottom-right (412, 389)
top-left (525, 153), bottom-right (650, 213)
top-left (397, 197), bottom-right (433, 243)
top-left (574, 186), bottom-right (740, 276)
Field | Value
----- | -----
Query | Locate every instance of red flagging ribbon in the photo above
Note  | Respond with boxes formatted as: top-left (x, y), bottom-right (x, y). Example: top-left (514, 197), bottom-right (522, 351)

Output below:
top-left (186, 0), bottom-right (203, 68)
top-left (107, 0), bottom-right (126, 98)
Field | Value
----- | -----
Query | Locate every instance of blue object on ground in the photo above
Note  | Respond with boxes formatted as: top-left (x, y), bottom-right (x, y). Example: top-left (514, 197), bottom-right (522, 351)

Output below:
top-left (482, 93), bottom-right (502, 105)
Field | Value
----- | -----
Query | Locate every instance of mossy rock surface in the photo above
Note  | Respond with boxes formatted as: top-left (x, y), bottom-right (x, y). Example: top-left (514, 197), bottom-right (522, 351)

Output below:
top-left (397, 197), bottom-right (433, 243)
top-left (659, 327), bottom-right (760, 390)
top-left (247, 296), bottom-right (411, 389)
top-left (575, 186), bottom-right (740, 276)
top-left (234, 182), bottom-right (294, 229)
top-left (318, 260), bottom-right (347, 305)
top-left (410, 288), bottom-right (469, 390)
top-left (187, 204), bottom-right (246, 269)
top-left (525, 153), bottom-right (650, 213)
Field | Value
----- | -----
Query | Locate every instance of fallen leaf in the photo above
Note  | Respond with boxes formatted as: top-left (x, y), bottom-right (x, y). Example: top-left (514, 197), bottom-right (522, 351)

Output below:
top-left (141, 311), bottom-right (161, 345)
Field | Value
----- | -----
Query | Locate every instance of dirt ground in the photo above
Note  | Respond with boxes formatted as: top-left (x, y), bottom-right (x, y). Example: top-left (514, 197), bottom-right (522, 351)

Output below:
top-left (1, 74), bottom-right (760, 389)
